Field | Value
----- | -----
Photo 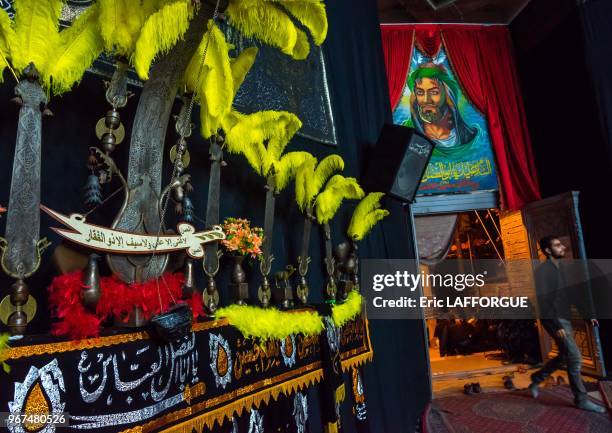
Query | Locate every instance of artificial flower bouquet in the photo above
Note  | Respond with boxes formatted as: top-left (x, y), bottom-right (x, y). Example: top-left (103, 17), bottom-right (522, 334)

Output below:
top-left (221, 217), bottom-right (264, 258)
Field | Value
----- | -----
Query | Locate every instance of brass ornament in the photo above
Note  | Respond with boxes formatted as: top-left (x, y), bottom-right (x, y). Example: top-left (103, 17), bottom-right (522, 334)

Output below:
top-left (95, 117), bottom-right (125, 145)
top-left (169, 144), bottom-right (191, 168)
top-left (0, 293), bottom-right (37, 325)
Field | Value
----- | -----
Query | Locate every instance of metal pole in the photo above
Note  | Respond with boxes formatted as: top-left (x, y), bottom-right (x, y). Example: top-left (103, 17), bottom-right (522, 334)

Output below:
top-left (474, 210), bottom-right (505, 264)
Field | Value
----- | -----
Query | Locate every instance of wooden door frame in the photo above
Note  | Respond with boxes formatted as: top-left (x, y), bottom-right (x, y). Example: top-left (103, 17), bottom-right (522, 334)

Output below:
top-left (522, 191), bottom-right (606, 377)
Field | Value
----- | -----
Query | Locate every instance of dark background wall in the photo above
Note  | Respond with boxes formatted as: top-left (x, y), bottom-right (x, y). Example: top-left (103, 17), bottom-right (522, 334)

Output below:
top-left (510, 0), bottom-right (612, 375)
top-left (0, 0), bottom-right (430, 431)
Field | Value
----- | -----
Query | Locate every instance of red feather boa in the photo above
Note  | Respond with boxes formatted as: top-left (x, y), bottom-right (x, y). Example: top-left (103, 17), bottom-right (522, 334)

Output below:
top-left (47, 271), bottom-right (205, 339)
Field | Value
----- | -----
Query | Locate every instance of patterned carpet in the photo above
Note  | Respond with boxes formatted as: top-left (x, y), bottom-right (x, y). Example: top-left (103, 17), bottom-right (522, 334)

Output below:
top-left (424, 386), bottom-right (611, 433)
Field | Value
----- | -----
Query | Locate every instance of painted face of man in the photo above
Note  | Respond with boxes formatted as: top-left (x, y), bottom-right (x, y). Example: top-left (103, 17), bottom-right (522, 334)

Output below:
top-left (547, 238), bottom-right (567, 259)
top-left (414, 77), bottom-right (445, 122)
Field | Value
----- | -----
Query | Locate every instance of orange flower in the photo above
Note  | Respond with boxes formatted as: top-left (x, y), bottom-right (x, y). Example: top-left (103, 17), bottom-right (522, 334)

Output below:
top-left (221, 217), bottom-right (264, 257)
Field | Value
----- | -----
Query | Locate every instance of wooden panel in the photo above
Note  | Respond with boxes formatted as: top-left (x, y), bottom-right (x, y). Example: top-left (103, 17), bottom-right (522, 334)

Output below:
top-left (499, 210), bottom-right (535, 300)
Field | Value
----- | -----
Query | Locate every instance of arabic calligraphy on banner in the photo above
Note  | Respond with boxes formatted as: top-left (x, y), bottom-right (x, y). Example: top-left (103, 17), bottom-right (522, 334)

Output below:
top-left (41, 206), bottom-right (225, 259)
top-left (420, 158), bottom-right (493, 190)
top-left (1, 318), bottom-right (372, 433)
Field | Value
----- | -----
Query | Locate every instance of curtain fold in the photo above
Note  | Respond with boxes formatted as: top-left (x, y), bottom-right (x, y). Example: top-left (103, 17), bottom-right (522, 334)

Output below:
top-left (443, 26), bottom-right (541, 210)
top-left (380, 24), bottom-right (541, 210)
top-left (380, 26), bottom-right (414, 111)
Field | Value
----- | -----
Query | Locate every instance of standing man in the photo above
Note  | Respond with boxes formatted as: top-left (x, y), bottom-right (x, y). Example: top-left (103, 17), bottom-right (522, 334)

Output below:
top-left (528, 235), bottom-right (606, 413)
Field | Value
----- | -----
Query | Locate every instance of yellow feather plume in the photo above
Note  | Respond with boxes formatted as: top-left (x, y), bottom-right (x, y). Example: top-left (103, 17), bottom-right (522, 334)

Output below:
top-left (133, 0), bottom-right (194, 79)
top-left (214, 292), bottom-right (362, 340)
top-left (98, 0), bottom-right (162, 57)
top-left (291, 27), bottom-right (310, 60)
top-left (314, 175), bottom-right (365, 224)
top-left (226, 0), bottom-right (301, 58)
top-left (215, 304), bottom-right (325, 340)
top-left (295, 156), bottom-right (317, 211)
top-left (0, 332), bottom-right (10, 373)
top-left (347, 192), bottom-right (389, 241)
top-left (224, 110), bottom-right (302, 178)
top-left (0, 9), bottom-right (14, 82)
top-left (223, 110), bottom-right (266, 174)
top-left (98, 0), bottom-right (130, 55)
top-left (273, 151), bottom-right (313, 193)
top-left (332, 291), bottom-right (363, 327)
top-left (313, 155), bottom-right (344, 199)
top-left (266, 113), bottom-right (302, 164)
top-left (277, 0), bottom-right (328, 45)
top-left (10, 0), bottom-right (62, 75)
top-left (295, 154), bottom-right (345, 212)
top-left (230, 46), bottom-right (258, 97)
top-left (186, 21), bottom-right (234, 137)
top-left (47, 4), bottom-right (103, 95)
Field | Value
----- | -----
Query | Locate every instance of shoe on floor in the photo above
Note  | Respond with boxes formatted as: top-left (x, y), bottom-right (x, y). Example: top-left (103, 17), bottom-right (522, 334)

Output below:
top-left (463, 383), bottom-right (473, 395)
top-left (471, 383), bottom-right (482, 393)
top-left (575, 399), bottom-right (607, 414)
top-left (528, 382), bottom-right (539, 399)
top-left (503, 375), bottom-right (515, 390)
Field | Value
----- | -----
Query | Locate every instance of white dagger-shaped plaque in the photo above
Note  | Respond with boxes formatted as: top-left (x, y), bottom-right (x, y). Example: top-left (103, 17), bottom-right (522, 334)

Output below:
top-left (41, 205), bottom-right (225, 259)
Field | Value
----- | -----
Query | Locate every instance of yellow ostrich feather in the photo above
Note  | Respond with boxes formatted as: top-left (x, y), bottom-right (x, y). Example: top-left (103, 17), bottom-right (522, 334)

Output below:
top-left (47, 4), bottom-right (103, 95)
top-left (347, 192), bottom-right (390, 241)
top-left (185, 21), bottom-right (234, 137)
top-left (332, 291), bottom-right (363, 327)
top-left (315, 175), bottom-right (365, 224)
top-left (133, 0), bottom-right (194, 79)
top-left (214, 293), bottom-right (362, 340)
top-left (291, 27), bottom-right (310, 60)
top-left (98, 0), bottom-right (161, 57)
top-left (266, 113), bottom-right (302, 164)
top-left (215, 304), bottom-right (325, 340)
top-left (10, 0), bottom-right (62, 75)
top-left (98, 0), bottom-right (131, 55)
top-left (195, 46), bottom-right (258, 138)
top-left (273, 151), bottom-right (313, 192)
top-left (312, 155), bottom-right (345, 199)
top-left (277, 0), bottom-right (328, 45)
top-left (227, 0), bottom-right (327, 59)
top-left (224, 110), bottom-right (302, 178)
top-left (295, 156), bottom-right (317, 211)
top-left (295, 154), bottom-right (344, 212)
top-left (0, 9), bottom-right (15, 82)
top-left (230, 46), bottom-right (258, 96)
top-left (226, 0), bottom-right (300, 58)
top-left (0, 333), bottom-right (10, 373)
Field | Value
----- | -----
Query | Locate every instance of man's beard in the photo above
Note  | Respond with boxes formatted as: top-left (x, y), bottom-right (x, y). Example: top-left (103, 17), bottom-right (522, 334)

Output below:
top-left (418, 104), bottom-right (445, 123)
top-left (551, 251), bottom-right (565, 259)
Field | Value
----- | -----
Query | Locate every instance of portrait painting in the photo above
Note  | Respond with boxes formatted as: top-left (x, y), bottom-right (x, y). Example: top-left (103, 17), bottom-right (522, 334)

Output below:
top-left (393, 46), bottom-right (498, 194)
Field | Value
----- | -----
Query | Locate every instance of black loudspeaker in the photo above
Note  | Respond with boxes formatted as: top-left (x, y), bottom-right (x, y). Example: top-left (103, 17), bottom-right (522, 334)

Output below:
top-left (362, 124), bottom-right (435, 203)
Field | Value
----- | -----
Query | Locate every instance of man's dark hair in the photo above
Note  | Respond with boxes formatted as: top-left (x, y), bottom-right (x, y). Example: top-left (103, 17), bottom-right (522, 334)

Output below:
top-left (539, 235), bottom-right (559, 256)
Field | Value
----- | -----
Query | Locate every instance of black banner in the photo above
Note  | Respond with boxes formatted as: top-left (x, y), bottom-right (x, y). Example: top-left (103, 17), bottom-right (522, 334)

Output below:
top-left (0, 316), bottom-right (371, 433)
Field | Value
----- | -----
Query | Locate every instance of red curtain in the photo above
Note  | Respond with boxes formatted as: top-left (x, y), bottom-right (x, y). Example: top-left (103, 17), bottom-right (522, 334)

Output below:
top-left (380, 26), bottom-right (414, 110)
top-left (380, 24), bottom-right (540, 210)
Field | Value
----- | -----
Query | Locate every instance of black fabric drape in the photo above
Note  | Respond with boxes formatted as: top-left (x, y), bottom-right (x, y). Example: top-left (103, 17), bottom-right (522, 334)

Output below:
top-left (0, 0), bottom-right (430, 431)
top-left (579, 0), bottom-right (612, 172)
top-left (579, 0), bottom-right (612, 378)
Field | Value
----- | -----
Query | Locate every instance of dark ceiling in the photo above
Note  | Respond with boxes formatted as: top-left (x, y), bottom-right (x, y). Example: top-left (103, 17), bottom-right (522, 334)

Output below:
top-left (378, 0), bottom-right (532, 24)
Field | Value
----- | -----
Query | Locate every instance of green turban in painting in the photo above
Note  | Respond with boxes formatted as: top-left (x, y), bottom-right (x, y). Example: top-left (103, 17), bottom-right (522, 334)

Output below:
top-left (406, 62), bottom-right (477, 152)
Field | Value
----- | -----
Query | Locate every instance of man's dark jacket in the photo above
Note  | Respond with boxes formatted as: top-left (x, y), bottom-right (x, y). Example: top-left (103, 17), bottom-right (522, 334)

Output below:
top-left (534, 259), bottom-right (594, 332)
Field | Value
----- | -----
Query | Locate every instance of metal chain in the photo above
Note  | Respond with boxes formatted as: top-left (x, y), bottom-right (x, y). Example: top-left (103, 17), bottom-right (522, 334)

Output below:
top-left (82, 185), bottom-right (124, 218)
top-left (155, 0), bottom-right (221, 244)
top-left (151, 0), bottom-right (222, 309)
